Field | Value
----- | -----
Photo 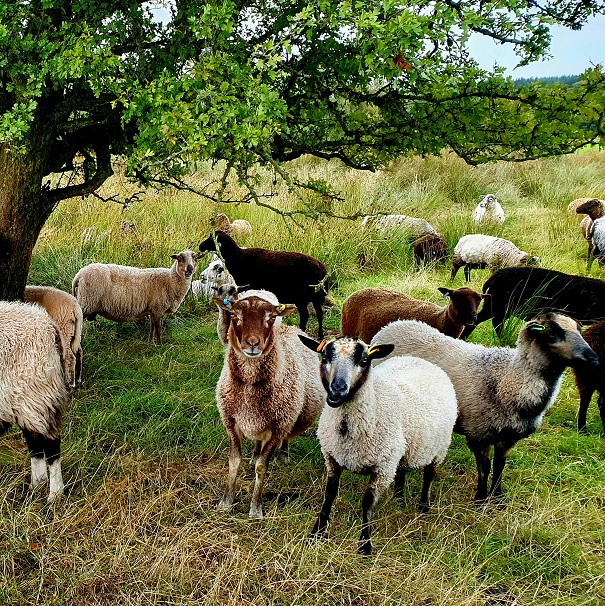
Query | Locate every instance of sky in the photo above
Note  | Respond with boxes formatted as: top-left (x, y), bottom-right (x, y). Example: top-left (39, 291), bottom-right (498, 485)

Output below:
top-left (468, 15), bottom-right (605, 78)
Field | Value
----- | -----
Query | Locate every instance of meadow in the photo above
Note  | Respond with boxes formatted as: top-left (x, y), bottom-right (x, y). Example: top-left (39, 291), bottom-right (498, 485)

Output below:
top-left (2, 150), bottom-right (605, 605)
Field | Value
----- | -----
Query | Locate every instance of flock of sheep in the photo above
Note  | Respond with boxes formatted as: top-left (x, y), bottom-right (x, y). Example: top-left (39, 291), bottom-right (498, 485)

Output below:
top-left (2, 194), bottom-right (605, 556)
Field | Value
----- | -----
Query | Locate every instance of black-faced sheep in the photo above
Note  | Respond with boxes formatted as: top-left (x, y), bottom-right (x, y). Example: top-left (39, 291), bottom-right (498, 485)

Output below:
top-left (413, 233), bottom-right (448, 265)
top-left (373, 313), bottom-right (598, 503)
top-left (0, 301), bottom-right (71, 502)
top-left (299, 336), bottom-right (457, 555)
top-left (472, 194), bottom-right (505, 224)
top-left (214, 296), bottom-right (324, 518)
top-left (72, 250), bottom-right (198, 344)
top-left (451, 234), bottom-right (539, 282)
top-left (341, 286), bottom-right (484, 343)
top-left (572, 321), bottom-right (605, 433)
top-left (23, 286), bottom-right (83, 387)
top-left (463, 266), bottom-right (605, 339)
top-left (199, 231), bottom-right (328, 338)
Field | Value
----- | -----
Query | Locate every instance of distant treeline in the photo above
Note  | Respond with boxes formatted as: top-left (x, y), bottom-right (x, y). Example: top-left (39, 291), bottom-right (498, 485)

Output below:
top-left (513, 75), bottom-right (579, 87)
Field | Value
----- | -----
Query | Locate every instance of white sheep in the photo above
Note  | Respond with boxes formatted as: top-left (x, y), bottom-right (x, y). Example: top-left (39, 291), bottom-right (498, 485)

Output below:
top-left (209, 213), bottom-right (252, 240)
top-left (72, 250), bottom-right (198, 344)
top-left (590, 216), bottom-right (605, 269)
top-left (373, 314), bottom-right (598, 503)
top-left (24, 286), bottom-right (83, 387)
top-left (299, 336), bottom-right (457, 555)
top-left (451, 234), bottom-right (539, 281)
top-left (472, 194), bottom-right (505, 224)
top-left (215, 296), bottom-right (324, 519)
top-left (191, 254), bottom-right (232, 299)
top-left (361, 214), bottom-right (436, 239)
top-left (0, 301), bottom-right (70, 502)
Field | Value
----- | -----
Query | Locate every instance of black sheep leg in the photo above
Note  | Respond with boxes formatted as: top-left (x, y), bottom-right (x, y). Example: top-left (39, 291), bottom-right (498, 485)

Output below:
top-left (310, 455), bottom-right (342, 540)
top-left (468, 439), bottom-right (491, 503)
top-left (577, 384), bottom-right (595, 433)
top-left (296, 300), bottom-right (310, 333)
top-left (418, 461), bottom-right (436, 513)
top-left (490, 441), bottom-right (514, 502)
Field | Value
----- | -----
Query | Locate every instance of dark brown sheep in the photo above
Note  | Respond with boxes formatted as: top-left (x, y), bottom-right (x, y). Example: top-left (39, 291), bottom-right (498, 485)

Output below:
top-left (341, 286), bottom-right (484, 343)
top-left (199, 231), bottom-right (328, 338)
top-left (573, 321), bottom-right (605, 433)
top-left (413, 233), bottom-right (448, 265)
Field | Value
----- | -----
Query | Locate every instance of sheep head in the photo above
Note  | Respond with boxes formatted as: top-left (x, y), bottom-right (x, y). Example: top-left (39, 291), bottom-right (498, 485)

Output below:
top-left (438, 286), bottom-right (484, 327)
top-left (217, 296), bottom-right (296, 358)
top-left (576, 198), bottom-right (605, 220)
top-left (170, 250), bottom-right (198, 278)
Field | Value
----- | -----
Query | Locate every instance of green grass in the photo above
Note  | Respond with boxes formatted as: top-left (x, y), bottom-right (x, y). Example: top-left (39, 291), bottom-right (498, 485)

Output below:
top-left (2, 150), bottom-right (605, 604)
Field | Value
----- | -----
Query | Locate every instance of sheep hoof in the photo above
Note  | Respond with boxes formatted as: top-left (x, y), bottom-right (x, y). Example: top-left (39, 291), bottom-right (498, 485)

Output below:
top-left (417, 503), bottom-right (430, 514)
top-left (217, 498), bottom-right (234, 512)
top-left (248, 504), bottom-right (264, 519)
top-left (358, 541), bottom-right (373, 556)
top-left (47, 490), bottom-right (64, 503)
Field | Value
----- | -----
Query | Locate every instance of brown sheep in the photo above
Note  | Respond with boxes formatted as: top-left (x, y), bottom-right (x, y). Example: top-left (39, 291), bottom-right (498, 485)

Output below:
top-left (413, 233), bottom-right (448, 265)
top-left (215, 296), bottom-right (324, 519)
top-left (341, 286), bottom-right (484, 343)
top-left (572, 321), bottom-right (605, 433)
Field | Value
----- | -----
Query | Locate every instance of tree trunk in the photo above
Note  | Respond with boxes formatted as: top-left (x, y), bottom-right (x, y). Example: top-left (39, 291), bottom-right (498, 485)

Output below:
top-left (0, 142), bottom-right (54, 301)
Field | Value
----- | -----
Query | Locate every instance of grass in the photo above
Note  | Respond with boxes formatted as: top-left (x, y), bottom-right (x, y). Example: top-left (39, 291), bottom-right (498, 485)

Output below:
top-left (2, 150), bottom-right (605, 604)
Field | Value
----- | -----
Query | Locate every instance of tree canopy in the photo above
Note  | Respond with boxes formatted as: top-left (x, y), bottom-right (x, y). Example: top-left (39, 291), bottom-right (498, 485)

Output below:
top-left (0, 1), bottom-right (604, 297)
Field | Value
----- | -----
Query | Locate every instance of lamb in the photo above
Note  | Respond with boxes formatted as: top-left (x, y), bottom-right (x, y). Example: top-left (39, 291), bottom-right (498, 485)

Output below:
top-left (23, 286), bottom-right (83, 388)
top-left (361, 214), bottom-right (436, 239)
top-left (372, 313), bottom-right (598, 503)
top-left (191, 255), bottom-right (232, 299)
top-left (210, 213), bottom-right (252, 240)
top-left (413, 232), bottom-right (448, 265)
top-left (571, 321), bottom-right (605, 433)
top-left (199, 231), bottom-right (328, 338)
top-left (341, 286), bottom-right (484, 343)
top-left (214, 296), bottom-right (324, 519)
top-left (0, 301), bottom-right (71, 502)
top-left (299, 336), bottom-right (457, 555)
top-left (451, 234), bottom-right (540, 282)
top-left (72, 250), bottom-right (198, 344)
top-left (575, 198), bottom-right (605, 267)
top-left (472, 194), bottom-right (505, 224)
top-left (463, 266), bottom-right (605, 339)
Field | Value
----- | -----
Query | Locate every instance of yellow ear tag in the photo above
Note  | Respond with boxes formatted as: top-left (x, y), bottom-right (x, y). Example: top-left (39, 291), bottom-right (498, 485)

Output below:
top-left (366, 344), bottom-right (379, 356)
top-left (278, 304), bottom-right (286, 313)
top-left (316, 340), bottom-right (326, 352)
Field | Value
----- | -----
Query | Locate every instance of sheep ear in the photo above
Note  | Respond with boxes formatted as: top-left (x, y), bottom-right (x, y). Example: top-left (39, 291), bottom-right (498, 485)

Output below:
top-left (527, 321), bottom-right (547, 337)
top-left (299, 334), bottom-right (323, 352)
top-left (366, 343), bottom-right (395, 359)
top-left (276, 304), bottom-right (297, 317)
top-left (437, 287), bottom-right (451, 298)
top-left (170, 254), bottom-right (179, 260)
top-left (237, 284), bottom-right (251, 294)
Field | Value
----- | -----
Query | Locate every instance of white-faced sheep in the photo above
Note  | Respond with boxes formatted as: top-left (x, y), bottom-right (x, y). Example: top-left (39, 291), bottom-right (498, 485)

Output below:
top-left (24, 286), bottom-right (83, 388)
top-left (191, 254), bottom-right (232, 299)
top-left (215, 296), bottom-right (324, 519)
top-left (0, 301), bottom-right (71, 502)
top-left (575, 199), bottom-right (605, 268)
top-left (361, 214), bottom-right (436, 239)
top-left (451, 234), bottom-right (539, 282)
top-left (373, 313), bottom-right (598, 503)
top-left (299, 336), bottom-right (457, 555)
top-left (72, 250), bottom-right (198, 344)
top-left (341, 286), bottom-right (484, 343)
top-left (472, 194), bottom-right (505, 224)
top-left (199, 231), bottom-right (328, 338)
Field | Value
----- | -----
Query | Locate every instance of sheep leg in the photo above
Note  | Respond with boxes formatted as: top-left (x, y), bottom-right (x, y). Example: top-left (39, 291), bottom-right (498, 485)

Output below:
top-left (296, 300), bottom-right (310, 333)
top-left (22, 429), bottom-right (49, 489)
top-left (577, 385), bottom-right (595, 433)
top-left (250, 439), bottom-right (262, 464)
top-left (218, 422), bottom-right (243, 511)
top-left (149, 314), bottom-right (162, 344)
top-left (75, 346), bottom-right (83, 385)
top-left (468, 440), bottom-right (491, 503)
top-left (450, 262), bottom-right (462, 280)
top-left (418, 461), bottom-right (436, 513)
top-left (490, 442), bottom-right (513, 502)
top-left (359, 470), bottom-right (390, 556)
top-left (277, 439), bottom-right (290, 462)
top-left (249, 434), bottom-right (281, 519)
top-left (44, 437), bottom-right (63, 502)
top-left (0, 420), bottom-right (11, 436)
top-left (393, 459), bottom-right (406, 500)
top-left (310, 455), bottom-right (342, 540)
top-left (313, 300), bottom-right (325, 339)
top-left (463, 265), bottom-right (472, 282)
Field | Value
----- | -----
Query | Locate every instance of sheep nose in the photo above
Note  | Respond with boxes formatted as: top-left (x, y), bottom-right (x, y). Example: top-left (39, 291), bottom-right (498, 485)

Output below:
top-left (329, 379), bottom-right (349, 398)
top-left (246, 336), bottom-right (260, 349)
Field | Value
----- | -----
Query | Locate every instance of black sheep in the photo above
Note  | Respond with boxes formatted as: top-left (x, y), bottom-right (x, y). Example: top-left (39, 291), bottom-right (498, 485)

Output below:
top-left (462, 266), bottom-right (605, 339)
top-left (573, 321), bottom-right (605, 433)
top-left (199, 231), bottom-right (328, 338)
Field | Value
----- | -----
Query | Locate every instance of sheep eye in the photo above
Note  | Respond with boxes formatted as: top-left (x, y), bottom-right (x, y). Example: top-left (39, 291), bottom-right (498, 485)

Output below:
top-left (360, 356), bottom-right (370, 366)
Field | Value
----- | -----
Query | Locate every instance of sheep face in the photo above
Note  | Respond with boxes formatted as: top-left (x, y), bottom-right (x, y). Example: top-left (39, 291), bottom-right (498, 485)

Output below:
top-left (576, 198), bottom-right (603, 218)
top-left (482, 194), bottom-right (498, 208)
top-left (299, 337), bottom-right (394, 407)
top-left (170, 250), bottom-right (198, 278)
top-left (199, 231), bottom-right (230, 254)
top-left (218, 297), bottom-right (296, 358)
top-left (438, 286), bottom-right (483, 326)
top-left (523, 313), bottom-right (598, 369)
top-left (212, 283), bottom-right (250, 306)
